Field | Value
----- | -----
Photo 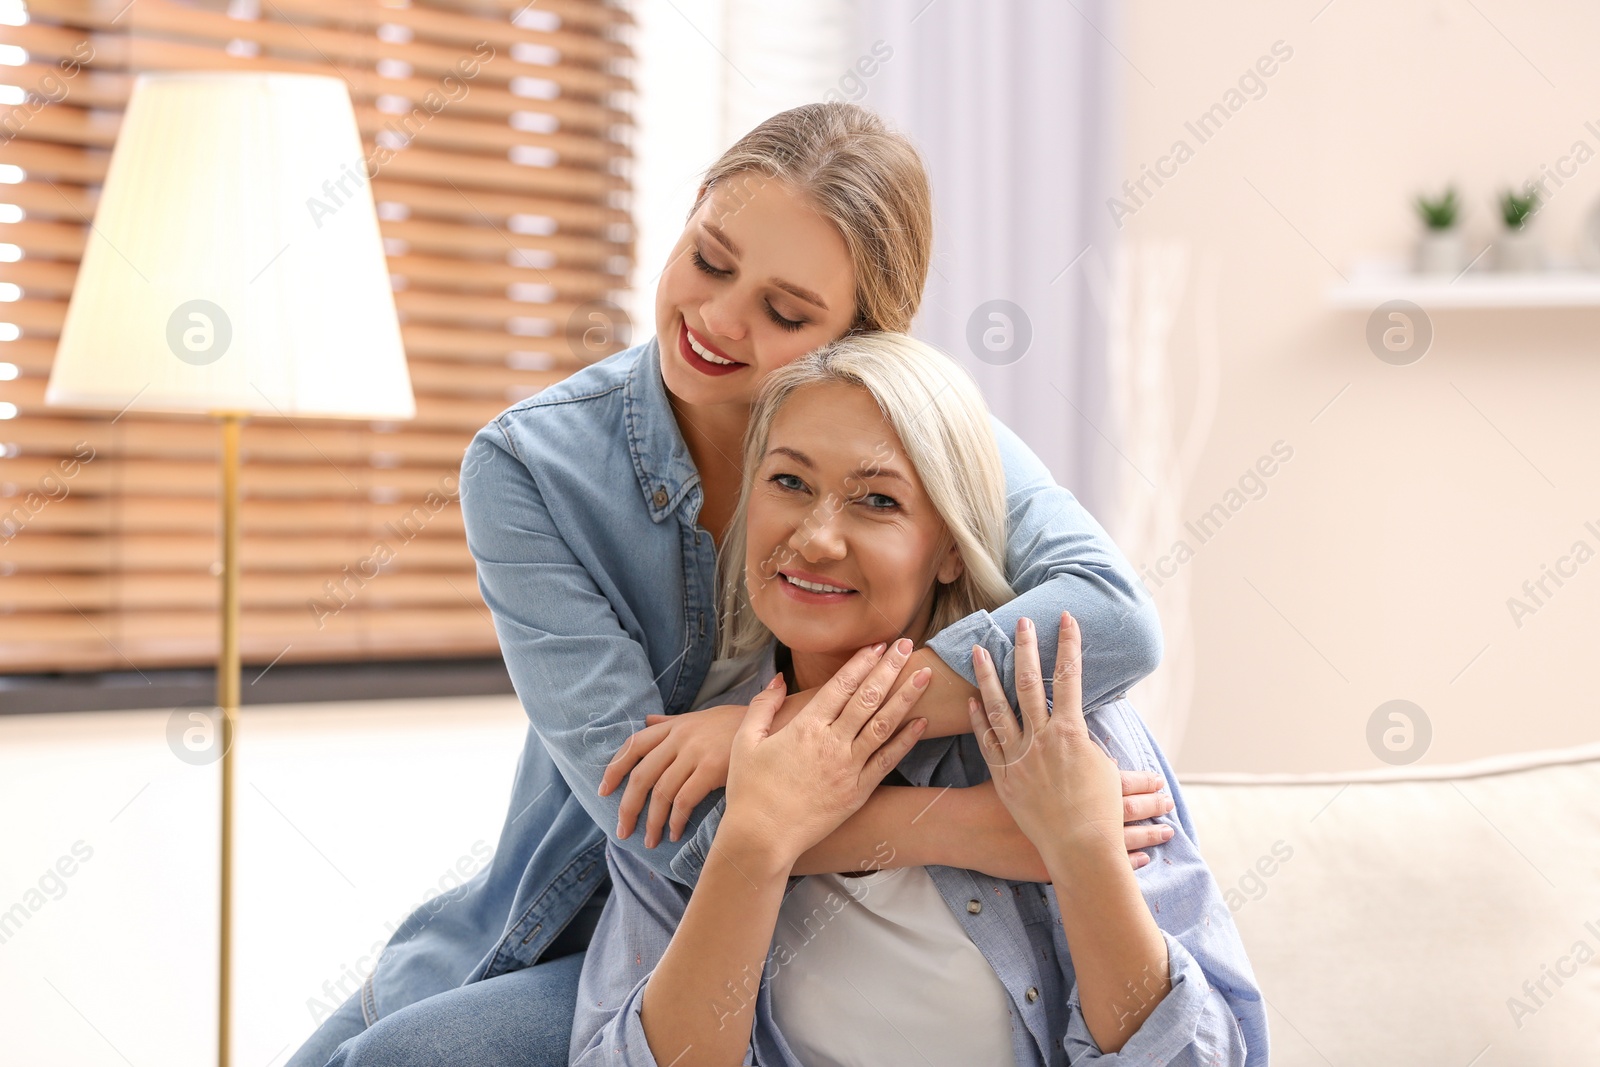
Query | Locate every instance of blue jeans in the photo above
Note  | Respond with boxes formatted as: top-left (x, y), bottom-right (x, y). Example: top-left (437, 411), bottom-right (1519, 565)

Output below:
top-left (287, 953), bottom-right (585, 1067)
top-left (287, 890), bottom-right (605, 1067)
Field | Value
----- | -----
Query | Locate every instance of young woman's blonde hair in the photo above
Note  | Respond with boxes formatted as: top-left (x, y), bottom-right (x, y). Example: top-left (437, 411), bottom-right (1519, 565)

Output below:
top-left (694, 103), bottom-right (932, 334)
top-left (716, 333), bottom-right (1016, 658)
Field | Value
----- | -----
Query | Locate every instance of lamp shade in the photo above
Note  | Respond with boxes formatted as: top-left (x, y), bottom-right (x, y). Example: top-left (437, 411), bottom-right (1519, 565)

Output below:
top-left (46, 72), bottom-right (414, 420)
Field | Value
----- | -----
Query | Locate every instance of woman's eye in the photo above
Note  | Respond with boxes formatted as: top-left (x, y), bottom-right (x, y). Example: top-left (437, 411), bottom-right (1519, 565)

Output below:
top-left (860, 493), bottom-right (899, 510)
top-left (690, 248), bottom-right (730, 276)
top-left (765, 304), bottom-right (806, 333)
top-left (770, 473), bottom-right (807, 492)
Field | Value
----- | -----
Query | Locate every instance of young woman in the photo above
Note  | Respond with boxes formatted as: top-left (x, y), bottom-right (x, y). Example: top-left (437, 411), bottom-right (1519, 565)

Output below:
top-left (570, 334), bottom-right (1265, 1067)
top-left (292, 103), bottom-right (1167, 1067)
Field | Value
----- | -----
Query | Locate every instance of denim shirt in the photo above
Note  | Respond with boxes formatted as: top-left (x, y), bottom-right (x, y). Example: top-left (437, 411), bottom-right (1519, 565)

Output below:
top-left (355, 337), bottom-right (1164, 1023)
top-left (570, 641), bottom-right (1267, 1067)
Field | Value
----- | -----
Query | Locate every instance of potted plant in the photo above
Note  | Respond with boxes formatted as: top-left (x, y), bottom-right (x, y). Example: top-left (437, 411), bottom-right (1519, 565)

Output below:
top-left (1413, 186), bottom-right (1464, 275)
top-left (1494, 187), bottom-right (1545, 272)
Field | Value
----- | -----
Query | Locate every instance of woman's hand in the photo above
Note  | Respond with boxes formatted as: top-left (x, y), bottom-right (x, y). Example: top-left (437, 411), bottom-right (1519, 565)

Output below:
top-left (966, 612), bottom-right (1130, 865)
top-left (722, 640), bottom-right (931, 867)
top-left (963, 767), bottom-right (1173, 881)
top-left (600, 704), bottom-right (743, 849)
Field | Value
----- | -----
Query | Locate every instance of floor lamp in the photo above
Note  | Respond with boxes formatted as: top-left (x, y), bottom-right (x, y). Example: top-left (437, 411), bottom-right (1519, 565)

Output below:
top-left (44, 73), bottom-right (416, 1066)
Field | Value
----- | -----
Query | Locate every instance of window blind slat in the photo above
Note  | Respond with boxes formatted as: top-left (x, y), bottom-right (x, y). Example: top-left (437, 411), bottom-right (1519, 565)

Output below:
top-left (0, 0), bottom-right (634, 674)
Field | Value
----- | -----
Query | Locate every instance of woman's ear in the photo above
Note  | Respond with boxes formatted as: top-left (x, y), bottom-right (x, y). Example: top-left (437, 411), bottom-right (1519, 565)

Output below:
top-left (936, 538), bottom-right (964, 585)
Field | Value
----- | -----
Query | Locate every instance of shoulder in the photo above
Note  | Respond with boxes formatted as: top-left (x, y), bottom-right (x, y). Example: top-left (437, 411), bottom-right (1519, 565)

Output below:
top-left (508, 342), bottom-right (644, 418)
top-left (472, 342), bottom-right (650, 461)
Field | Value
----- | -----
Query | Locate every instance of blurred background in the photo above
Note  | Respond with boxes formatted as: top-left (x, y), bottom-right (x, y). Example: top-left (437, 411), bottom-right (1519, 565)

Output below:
top-left (2, 0), bottom-right (1597, 1063)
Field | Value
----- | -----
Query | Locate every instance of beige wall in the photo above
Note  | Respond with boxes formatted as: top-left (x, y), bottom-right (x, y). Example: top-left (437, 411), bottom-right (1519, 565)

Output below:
top-left (1119, 3), bottom-right (1600, 773)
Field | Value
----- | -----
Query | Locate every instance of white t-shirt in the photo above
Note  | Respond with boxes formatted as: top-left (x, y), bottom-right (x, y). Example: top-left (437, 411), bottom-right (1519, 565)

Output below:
top-left (768, 865), bottom-right (1020, 1067)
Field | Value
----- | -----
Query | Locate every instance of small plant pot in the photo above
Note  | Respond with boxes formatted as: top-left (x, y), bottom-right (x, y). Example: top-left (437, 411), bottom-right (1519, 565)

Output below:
top-left (1494, 228), bottom-right (1545, 272)
top-left (1415, 230), bottom-right (1465, 275)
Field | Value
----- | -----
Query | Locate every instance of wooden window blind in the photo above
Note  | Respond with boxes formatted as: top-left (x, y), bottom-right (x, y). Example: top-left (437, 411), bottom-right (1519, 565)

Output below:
top-left (0, 0), bottom-right (634, 673)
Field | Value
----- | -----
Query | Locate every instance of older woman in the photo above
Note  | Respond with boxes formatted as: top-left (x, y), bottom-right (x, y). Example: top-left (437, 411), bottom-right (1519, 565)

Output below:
top-left (570, 334), bottom-right (1265, 1066)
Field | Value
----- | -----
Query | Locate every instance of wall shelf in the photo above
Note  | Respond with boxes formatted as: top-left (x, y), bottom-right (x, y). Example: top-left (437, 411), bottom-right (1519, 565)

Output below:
top-left (1327, 262), bottom-right (1600, 308)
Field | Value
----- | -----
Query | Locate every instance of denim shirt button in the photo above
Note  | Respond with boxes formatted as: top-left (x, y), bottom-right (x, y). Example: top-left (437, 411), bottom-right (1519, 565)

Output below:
top-left (1025, 986), bottom-right (1039, 1003)
top-left (653, 487), bottom-right (668, 508)
top-left (966, 899), bottom-right (982, 914)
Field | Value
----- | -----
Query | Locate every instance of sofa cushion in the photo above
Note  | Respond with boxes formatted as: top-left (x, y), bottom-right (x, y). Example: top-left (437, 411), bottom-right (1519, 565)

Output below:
top-left (1180, 741), bottom-right (1600, 1065)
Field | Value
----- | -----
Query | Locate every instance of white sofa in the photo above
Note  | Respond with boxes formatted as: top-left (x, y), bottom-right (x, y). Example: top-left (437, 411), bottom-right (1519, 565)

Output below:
top-left (1181, 740), bottom-right (1600, 1065)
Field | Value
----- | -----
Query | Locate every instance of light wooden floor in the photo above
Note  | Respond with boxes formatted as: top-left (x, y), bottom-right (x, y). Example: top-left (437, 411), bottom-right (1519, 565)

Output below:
top-left (0, 694), bottom-right (530, 1066)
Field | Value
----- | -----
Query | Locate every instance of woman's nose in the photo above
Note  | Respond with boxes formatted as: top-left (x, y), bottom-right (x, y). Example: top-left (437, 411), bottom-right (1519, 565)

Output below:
top-left (699, 290), bottom-right (747, 344)
top-left (790, 503), bottom-right (847, 562)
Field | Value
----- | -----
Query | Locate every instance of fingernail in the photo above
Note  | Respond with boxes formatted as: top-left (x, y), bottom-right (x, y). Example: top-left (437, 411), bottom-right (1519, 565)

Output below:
top-left (895, 637), bottom-right (912, 656)
top-left (872, 641), bottom-right (888, 656)
top-left (1019, 617), bottom-right (1032, 635)
top-left (1161, 826), bottom-right (1174, 838)
top-left (974, 646), bottom-right (989, 666)
top-left (912, 667), bottom-right (931, 689)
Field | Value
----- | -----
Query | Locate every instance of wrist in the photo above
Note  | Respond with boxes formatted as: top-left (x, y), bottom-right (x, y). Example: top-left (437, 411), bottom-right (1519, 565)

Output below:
top-left (926, 782), bottom-right (989, 868)
top-left (1042, 833), bottom-right (1135, 898)
top-left (715, 812), bottom-right (800, 881)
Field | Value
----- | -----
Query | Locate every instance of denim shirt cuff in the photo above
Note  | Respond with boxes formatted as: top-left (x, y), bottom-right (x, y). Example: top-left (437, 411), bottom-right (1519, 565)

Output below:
top-left (668, 798), bottom-right (724, 886)
top-left (1061, 930), bottom-right (1218, 1064)
top-left (587, 976), bottom-right (660, 1067)
top-left (925, 611), bottom-right (1019, 708)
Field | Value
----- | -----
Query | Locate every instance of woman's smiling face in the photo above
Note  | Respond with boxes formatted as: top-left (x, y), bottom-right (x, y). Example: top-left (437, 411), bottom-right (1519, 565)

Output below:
top-left (743, 381), bottom-right (964, 658)
top-left (655, 176), bottom-right (860, 408)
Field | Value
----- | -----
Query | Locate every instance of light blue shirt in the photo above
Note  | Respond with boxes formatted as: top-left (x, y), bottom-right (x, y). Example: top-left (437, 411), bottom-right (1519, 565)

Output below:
top-left (355, 337), bottom-right (1165, 1023)
top-left (571, 642), bottom-right (1267, 1067)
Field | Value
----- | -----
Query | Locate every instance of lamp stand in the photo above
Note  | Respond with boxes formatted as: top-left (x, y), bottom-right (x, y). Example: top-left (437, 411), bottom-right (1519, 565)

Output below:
top-left (217, 412), bottom-right (243, 1067)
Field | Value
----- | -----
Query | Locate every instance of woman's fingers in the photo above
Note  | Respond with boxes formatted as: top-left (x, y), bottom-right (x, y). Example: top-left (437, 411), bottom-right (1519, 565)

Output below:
top-left (849, 662), bottom-right (928, 764)
top-left (1131, 851), bottom-right (1151, 871)
top-left (643, 756), bottom-right (696, 849)
top-left (836, 638), bottom-right (915, 742)
top-left (1051, 611), bottom-right (1085, 725)
top-left (1122, 789), bottom-right (1173, 824)
top-left (734, 674), bottom-right (787, 746)
top-left (668, 766), bottom-right (719, 843)
top-left (965, 696), bottom-right (1003, 768)
top-left (1011, 617), bottom-right (1049, 736)
top-left (1118, 769), bottom-right (1165, 798)
top-left (861, 716), bottom-right (928, 789)
top-left (1123, 822), bottom-right (1176, 852)
top-left (644, 714), bottom-right (671, 725)
top-left (806, 642), bottom-right (889, 726)
top-left (971, 644), bottom-right (1021, 757)
top-left (615, 741), bottom-right (678, 839)
top-left (600, 721), bottom-right (669, 797)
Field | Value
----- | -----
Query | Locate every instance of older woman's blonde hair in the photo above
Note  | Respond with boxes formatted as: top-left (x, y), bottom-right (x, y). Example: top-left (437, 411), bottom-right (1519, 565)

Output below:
top-left (716, 333), bottom-right (1016, 658)
top-left (694, 102), bottom-right (931, 334)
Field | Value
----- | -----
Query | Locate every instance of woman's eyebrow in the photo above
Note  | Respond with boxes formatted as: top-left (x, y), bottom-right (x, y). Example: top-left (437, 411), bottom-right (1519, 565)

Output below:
top-left (771, 280), bottom-right (830, 311)
top-left (766, 445), bottom-right (909, 484)
top-left (703, 223), bottom-right (830, 311)
top-left (704, 223), bottom-right (741, 256)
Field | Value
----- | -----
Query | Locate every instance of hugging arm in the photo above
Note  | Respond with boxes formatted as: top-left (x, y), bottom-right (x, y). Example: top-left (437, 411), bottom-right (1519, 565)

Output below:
top-left (459, 422), bottom-right (720, 881)
top-left (907, 414), bottom-right (1163, 733)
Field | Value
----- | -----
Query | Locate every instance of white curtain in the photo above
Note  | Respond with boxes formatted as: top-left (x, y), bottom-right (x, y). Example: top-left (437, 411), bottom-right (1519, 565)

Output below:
top-left (844, 0), bottom-right (1124, 516)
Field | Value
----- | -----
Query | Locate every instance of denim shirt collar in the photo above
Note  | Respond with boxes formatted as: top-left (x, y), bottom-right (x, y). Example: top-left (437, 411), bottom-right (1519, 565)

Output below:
top-left (623, 336), bottom-right (702, 523)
